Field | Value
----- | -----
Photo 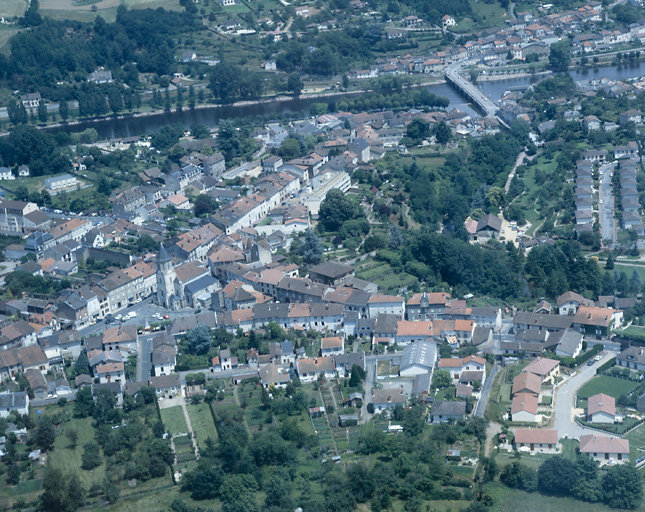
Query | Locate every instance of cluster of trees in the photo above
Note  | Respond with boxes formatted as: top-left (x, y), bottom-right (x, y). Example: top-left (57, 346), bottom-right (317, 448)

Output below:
top-left (0, 125), bottom-right (70, 176)
top-left (401, 228), bottom-right (523, 299)
top-left (275, 28), bottom-right (374, 76)
top-left (179, 385), bottom-right (481, 512)
top-left (209, 62), bottom-right (264, 103)
top-left (318, 189), bottom-right (371, 251)
top-left (291, 229), bottom-right (325, 264)
top-left (549, 39), bottom-right (573, 71)
top-left (315, 88), bottom-right (449, 117)
top-left (73, 385), bottom-right (172, 484)
top-left (501, 455), bottom-right (642, 510)
top-left (1, 6), bottom-right (199, 92)
top-left (4, 271), bottom-right (71, 298)
top-left (397, 0), bottom-right (472, 24)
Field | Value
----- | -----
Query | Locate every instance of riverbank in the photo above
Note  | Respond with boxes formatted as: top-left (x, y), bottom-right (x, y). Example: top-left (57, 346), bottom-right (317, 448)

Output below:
top-left (475, 70), bottom-right (552, 82)
top-left (0, 77), bottom-right (448, 140)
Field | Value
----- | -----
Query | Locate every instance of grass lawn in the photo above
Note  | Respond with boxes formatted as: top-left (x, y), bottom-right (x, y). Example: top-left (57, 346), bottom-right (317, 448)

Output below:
top-left (160, 406), bottom-right (189, 435)
top-left (576, 375), bottom-right (637, 400)
top-left (186, 402), bottom-right (218, 447)
top-left (484, 482), bottom-right (617, 512)
top-left (560, 438), bottom-right (580, 461)
top-left (624, 422), bottom-right (645, 464)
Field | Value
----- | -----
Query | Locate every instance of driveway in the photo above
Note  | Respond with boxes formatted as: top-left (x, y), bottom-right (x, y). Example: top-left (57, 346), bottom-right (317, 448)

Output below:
top-left (552, 351), bottom-right (617, 438)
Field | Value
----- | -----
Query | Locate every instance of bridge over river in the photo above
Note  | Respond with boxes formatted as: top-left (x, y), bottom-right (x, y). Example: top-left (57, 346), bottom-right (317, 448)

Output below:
top-left (445, 63), bottom-right (504, 122)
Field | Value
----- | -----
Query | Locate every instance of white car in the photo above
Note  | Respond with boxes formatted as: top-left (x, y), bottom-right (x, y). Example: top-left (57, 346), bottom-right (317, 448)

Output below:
top-left (115, 314), bottom-right (123, 321)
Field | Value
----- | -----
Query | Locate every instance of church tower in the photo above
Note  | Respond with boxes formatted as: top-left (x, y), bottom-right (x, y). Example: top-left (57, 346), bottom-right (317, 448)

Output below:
top-left (156, 243), bottom-right (176, 308)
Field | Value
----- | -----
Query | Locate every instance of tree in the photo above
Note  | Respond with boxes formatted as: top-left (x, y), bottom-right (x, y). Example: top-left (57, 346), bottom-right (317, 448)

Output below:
top-left (388, 225), bottom-right (403, 248)
top-left (194, 195), bottom-right (219, 217)
top-left (276, 137), bottom-right (302, 160)
top-left (6, 463), bottom-right (20, 485)
top-left (538, 456), bottom-right (577, 495)
top-left (181, 462), bottom-right (222, 500)
top-left (571, 456), bottom-right (601, 502)
top-left (434, 121), bottom-right (452, 144)
top-left (319, 189), bottom-right (358, 231)
top-left (629, 268), bottom-right (642, 294)
top-left (188, 85), bottom-right (196, 109)
top-left (41, 466), bottom-right (85, 512)
top-left (81, 442), bottom-right (102, 470)
top-left (349, 364), bottom-right (366, 387)
top-left (191, 123), bottom-right (210, 139)
top-left (605, 253), bottom-right (615, 270)
top-left (500, 462), bottom-right (537, 491)
top-left (601, 464), bottom-right (642, 509)
top-left (74, 351), bottom-right (90, 376)
top-left (186, 326), bottom-right (212, 356)
top-left (287, 73), bottom-right (303, 95)
top-left (298, 229), bottom-right (324, 264)
top-left (38, 99), bottom-right (47, 123)
top-left (406, 119), bottom-right (430, 145)
top-left (20, 0), bottom-right (42, 27)
top-left (66, 427), bottom-right (78, 448)
top-left (431, 369), bottom-right (451, 389)
top-left (33, 416), bottom-right (55, 452)
top-left (549, 40), bottom-right (572, 71)
top-left (219, 474), bottom-right (259, 512)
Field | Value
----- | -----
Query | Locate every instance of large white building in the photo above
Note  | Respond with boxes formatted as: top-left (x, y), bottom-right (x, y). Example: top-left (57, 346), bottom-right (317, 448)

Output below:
top-left (45, 174), bottom-right (78, 194)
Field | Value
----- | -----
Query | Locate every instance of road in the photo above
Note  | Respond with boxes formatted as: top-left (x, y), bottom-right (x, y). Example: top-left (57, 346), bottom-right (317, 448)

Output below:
top-left (504, 151), bottom-right (526, 193)
top-left (553, 351), bottom-right (617, 439)
top-left (475, 362), bottom-right (498, 417)
top-left (31, 392), bottom-right (77, 407)
top-left (78, 298), bottom-right (190, 338)
top-left (599, 162), bottom-right (616, 245)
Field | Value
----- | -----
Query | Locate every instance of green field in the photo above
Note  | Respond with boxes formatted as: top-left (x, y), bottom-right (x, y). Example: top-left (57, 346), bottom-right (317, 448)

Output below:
top-left (221, 3), bottom-right (251, 13)
top-left (355, 259), bottom-right (417, 294)
top-left (39, 0), bottom-right (182, 22)
top-left (455, 0), bottom-right (508, 33)
top-left (186, 403), bottom-right (218, 447)
top-left (485, 482), bottom-right (619, 512)
top-left (160, 405), bottom-right (188, 435)
top-left (0, 0), bottom-right (26, 18)
top-left (576, 375), bottom-right (637, 400)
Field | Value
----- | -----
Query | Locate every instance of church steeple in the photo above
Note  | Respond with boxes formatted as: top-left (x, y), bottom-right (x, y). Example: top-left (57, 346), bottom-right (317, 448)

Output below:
top-left (158, 243), bottom-right (171, 263)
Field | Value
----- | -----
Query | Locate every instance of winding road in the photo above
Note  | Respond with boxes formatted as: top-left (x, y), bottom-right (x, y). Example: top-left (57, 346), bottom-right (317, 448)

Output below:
top-left (552, 351), bottom-right (617, 439)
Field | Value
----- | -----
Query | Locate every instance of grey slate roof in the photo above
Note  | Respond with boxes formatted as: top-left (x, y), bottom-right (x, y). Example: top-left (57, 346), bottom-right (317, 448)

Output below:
top-left (400, 341), bottom-right (436, 373)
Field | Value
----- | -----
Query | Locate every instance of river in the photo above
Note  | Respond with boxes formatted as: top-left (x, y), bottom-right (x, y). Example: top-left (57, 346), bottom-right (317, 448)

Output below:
top-left (46, 61), bottom-right (645, 141)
